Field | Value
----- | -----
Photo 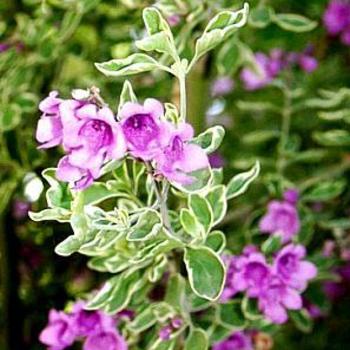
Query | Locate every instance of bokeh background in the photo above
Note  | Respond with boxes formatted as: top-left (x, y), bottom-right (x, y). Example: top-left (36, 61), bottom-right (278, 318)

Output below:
top-left (1, 0), bottom-right (350, 349)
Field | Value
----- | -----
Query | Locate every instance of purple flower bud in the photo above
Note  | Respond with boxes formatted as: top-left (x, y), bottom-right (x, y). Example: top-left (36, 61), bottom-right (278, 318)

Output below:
top-left (212, 331), bottom-right (253, 350)
top-left (283, 188), bottom-right (299, 204)
top-left (167, 15), bottom-right (181, 27)
top-left (39, 309), bottom-right (76, 349)
top-left (171, 317), bottom-right (183, 329)
top-left (211, 76), bottom-right (234, 97)
top-left (208, 152), bottom-right (225, 168)
top-left (298, 55), bottom-right (318, 73)
top-left (259, 199), bottom-right (300, 243)
top-left (159, 326), bottom-right (172, 341)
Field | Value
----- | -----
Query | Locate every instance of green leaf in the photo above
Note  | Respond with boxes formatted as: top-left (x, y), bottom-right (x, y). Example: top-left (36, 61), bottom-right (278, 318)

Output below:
top-left (189, 194), bottom-right (213, 232)
top-left (289, 309), bottom-right (313, 333)
top-left (304, 180), bottom-right (346, 202)
top-left (192, 126), bottom-right (225, 154)
top-left (165, 274), bottom-right (186, 311)
top-left (320, 218), bottom-right (350, 230)
top-left (218, 301), bottom-right (247, 329)
top-left (318, 109), bottom-right (350, 121)
top-left (180, 208), bottom-right (204, 239)
top-left (217, 40), bottom-right (242, 76)
top-left (242, 130), bottom-right (280, 145)
top-left (136, 7), bottom-right (177, 60)
top-left (118, 80), bottom-right (137, 114)
top-left (42, 169), bottom-right (73, 209)
top-left (242, 297), bottom-right (262, 321)
top-left (184, 328), bottom-right (208, 350)
top-left (205, 231), bottom-right (226, 254)
top-left (173, 167), bottom-right (212, 193)
top-left (95, 53), bottom-right (161, 77)
top-left (55, 235), bottom-right (82, 256)
top-left (249, 6), bottom-right (274, 28)
top-left (0, 104), bottom-right (21, 132)
top-left (127, 209), bottom-right (162, 241)
top-left (128, 306), bottom-right (157, 332)
top-left (261, 235), bottom-right (282, 255)
top-left (148, 254), bottom-right (168, 282)
top-left (86, 276), bottom-right (120, 310)
top-left (184, 246), bottom-right (225, 301)
top-left (29, 208), bottom-right (71, 223)
top-left (313, 130), bottom-right (350, 146)
top-left (190, 3), bottom-right (249, 69)
top-left (82, 182), bottom-right (119, 205)
top-left (272, 13), bottom-right (317, 32)
top-left (104, 270), bottom-right (141, 314)
top-left (226, 161), bottom-right (260, 200)
top-left (206, 185), bottom-right (227, 226)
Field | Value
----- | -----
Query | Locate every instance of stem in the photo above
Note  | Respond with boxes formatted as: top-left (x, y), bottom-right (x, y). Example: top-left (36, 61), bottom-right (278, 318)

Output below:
top-left (145, 163), bottom-right (173, 232)
top-left (178, 70), bottom-right (187, 121)
top-left (277, 85), bottom-right (292, 176)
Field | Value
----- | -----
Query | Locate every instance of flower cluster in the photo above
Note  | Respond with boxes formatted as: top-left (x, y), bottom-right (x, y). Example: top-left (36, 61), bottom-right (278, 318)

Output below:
top-left (212, 331), bottom-right (253, 350)
top-left (323, 0), bottom-right (350, 46)
top-left (36, 91), bottom-right (209, 189)
top-left (222, 244), bottom-right (317, 324)
top-left (259, 189), bottom-right (300, 243)
top-left (240, 48), bottom-right (318, 90)
top-left (39, 301), bottom-right (127, 350)
top-left (158, 317), bottom-right (183, 341)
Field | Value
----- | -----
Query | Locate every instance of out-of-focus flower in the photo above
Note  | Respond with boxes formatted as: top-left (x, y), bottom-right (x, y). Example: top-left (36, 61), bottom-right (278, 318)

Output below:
top-left (323, 0), bottom-right (350, 35)
top-left (36, 91), bottom-right (63, 149)
top-left (273, 244), bottom-right (317, 291)
top-left (155, 123), bottom-right (209, 185)
top-left (259, 193), bottom-right (300, 243)
top-left (12, 199), bottom-right (31, 220)
top-left (211, 76), bottom-right (235, 97)
top-left (298, 54), bottom-right (318, 73)
top-left (39, 309), bottom-right (76, 350)
top-left (341, 27), bottom-right (350, 45)
top-left (221, 255), bottom-right (240, 301)
top-left (167, 14), bottom-right (181, 27)
top-left (212, 331), bottom-right (253, 350)
top-left (322, 240), bottom-right (336, 257)
top-left (253, 332), bottom-right (274, 350)
top-left (240, 53), bottom-right (277, 91)
top-left (0, 42), bottom-right (10, 52)
top-left (120, 98), bottom-right (170, 161)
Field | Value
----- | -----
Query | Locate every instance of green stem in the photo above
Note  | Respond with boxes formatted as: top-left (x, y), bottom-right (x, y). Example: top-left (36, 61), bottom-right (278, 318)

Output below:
top-left (277, 86), bottom-right (292, 176)
top-left (178, 70), bottom-right (187, 121)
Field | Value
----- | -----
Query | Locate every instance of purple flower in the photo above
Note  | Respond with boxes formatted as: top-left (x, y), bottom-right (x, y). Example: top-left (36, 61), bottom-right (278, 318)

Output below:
top-left (323, 0), bottom-right (350, 35)
top-left (240, 52), bottom-right (283, 91)
top-left (36, 91), bottom-right (63, 148)
top-left (273, 244), bottom-right (317, 291)
top-left (341, 27), bottom-right (350, 45)
top-left (232, 252), bottom-right (271, 298)
top-left (39, 309), bottom-right (76, 350)
top-left (83, 330), bottom-right (127, 350)
top-left (298, 55), bottom-right (318, 73)
top-left (72, 301), bottom-right (115, 337)
top-left (155, 123), bottom-right (209, 185)
top-left (221, 255), bottom-right (240, 301)
top-left (259, 199), bottom-right (300, 243)
top-left (119, 98), bottom-right (171, 161)
top-left (56, 100), bottom-right (126, 189)
top-left (0, 43), bottom-right (10, 52)
top-left (12, 199), bottom-right (31, 220)
top-left (211, 76), bottom-right (234, 97)
top-left (258, 276), bottom-right (303, 324)
top-left (167, 15), bottom-right (181, 27)
top-left (212, 331), bottom-right (253, 350)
